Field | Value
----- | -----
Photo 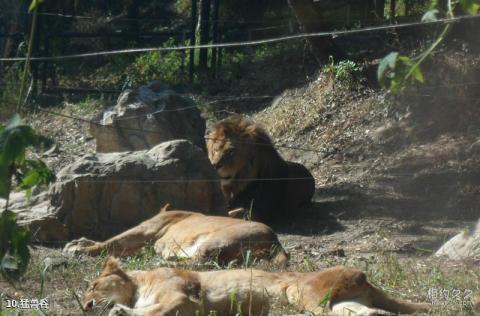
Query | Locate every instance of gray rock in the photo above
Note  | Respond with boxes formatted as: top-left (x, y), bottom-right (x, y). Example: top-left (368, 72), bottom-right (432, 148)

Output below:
top-left (91, 81), bottom-right (206, 153)
top-left (435, 219), bottom-right (480, 260)
top-left (10, 140), bottom-right (226, 241)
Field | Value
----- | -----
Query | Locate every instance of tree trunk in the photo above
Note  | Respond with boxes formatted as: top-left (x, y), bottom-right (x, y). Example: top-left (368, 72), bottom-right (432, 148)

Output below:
top-left (390, 0), bottom-right (396, 22)
top-left (2, 1), bottom-right (26, 59)
top-left (404, 0), bottom-right (413, 16)
top-left (211, 0), bottom-right (220, 78)
top-left (199, 0), bottom-right (211, 71)
top-left (374, 0), bottom-right (385, 22)
top-left (287, 0), bottom-right (342, 65)
top-left (126, 0), bottom-right (140, 44)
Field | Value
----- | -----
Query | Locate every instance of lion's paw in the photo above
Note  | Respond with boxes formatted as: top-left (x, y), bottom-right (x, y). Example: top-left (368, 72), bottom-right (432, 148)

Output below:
top-left (63, 237), bottom-right (96, 255)
top-left (108, 305), bottom-right (133, 316)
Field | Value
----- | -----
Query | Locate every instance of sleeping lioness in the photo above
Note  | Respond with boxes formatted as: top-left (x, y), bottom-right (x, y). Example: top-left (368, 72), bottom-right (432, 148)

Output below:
top-left (64, 204), bottom-right (287, 265)
top-left (83, 257), bottom-right (430, 316)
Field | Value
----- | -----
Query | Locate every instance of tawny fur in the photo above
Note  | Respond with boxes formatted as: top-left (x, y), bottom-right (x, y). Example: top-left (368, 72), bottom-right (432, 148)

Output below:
top-left (474, 292), bottom-right (480, 313)
top-left (207, 115), bottom-right (315, 222)
top-left (83, 257), bottom-right (431, 316)
top-left (64, 204), bottom-right (287, 265)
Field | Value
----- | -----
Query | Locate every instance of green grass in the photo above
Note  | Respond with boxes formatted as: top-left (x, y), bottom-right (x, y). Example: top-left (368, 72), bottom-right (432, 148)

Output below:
top-left (0, 245), bottom-right (477, 315)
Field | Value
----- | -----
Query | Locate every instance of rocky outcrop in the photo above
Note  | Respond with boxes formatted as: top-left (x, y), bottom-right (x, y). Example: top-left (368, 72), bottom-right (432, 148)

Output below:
top-left (9, 140), bottom-right (226, 241)
top-left (91, 81), bottom-right (206, 153)
top-left (2, 191), bottom-right (69, 242)
top-left (435, 219), bottom-right (480, 260)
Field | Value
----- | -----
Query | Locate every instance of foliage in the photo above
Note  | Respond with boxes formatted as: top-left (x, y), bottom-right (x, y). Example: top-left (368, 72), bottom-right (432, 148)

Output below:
top-left (0, 114), bottom-right (54, 198)
top-left (324, 57), bottom-right (363, 87)
top-left (318, 288), bottom-right (333, 311)
top-left (28, 0), bottom-right (45, 12)
top-left (0, 63), bottom-right (26, 118)
top-left (459, 0), bottom-right (480, 15)
top-left (0, 114), bottom-right (55, 280)
top-left (73, 97), bottom-right (106, 115)
top-left (0, 210), bottom-right (30, 281)
top-left (124, 38), bottom-right (187, 88)
top-left (378, 0), bottom-right (480, 92)
top-left (377, 52), bottom-right (424, 91)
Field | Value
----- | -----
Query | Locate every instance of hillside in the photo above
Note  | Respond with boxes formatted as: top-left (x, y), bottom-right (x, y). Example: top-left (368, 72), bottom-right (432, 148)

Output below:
top-left (255, 51), bottom-right (480, 221)
top-left (2, 50), bottom-right (475, 315)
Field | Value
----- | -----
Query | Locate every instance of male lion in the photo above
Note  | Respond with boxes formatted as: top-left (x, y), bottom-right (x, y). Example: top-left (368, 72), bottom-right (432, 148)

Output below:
top-left (64, 204), bottom-right (287, 265)
top-left (83, 257), bottom-right (430, 315)
top-left (207, 115), bottom-right (315, 222)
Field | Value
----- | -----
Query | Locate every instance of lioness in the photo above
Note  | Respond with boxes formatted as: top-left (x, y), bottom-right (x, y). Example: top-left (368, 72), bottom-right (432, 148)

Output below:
top-left (207, 115), bottom-right (315, 222)
top-left (64, 204), bottom-right (287, 265)
top-left (474, 293), bottom-right (480, 313)
top-left (83, 257), bottom-right (430, 315)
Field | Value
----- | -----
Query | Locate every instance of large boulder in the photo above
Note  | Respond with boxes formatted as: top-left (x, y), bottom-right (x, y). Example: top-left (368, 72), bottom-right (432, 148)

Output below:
top-left (10, 140), bottom-right (226, 241)
top-left (91, 81), bottom-right (206, 153)
top-left (435, 219), bottom-right (480, 260)
top-left (2, 191), bottom-right (69, 242)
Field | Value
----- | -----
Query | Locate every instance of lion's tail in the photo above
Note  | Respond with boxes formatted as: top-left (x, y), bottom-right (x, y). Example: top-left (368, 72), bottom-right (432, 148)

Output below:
top-left (369, 283), bottom-right (430, 314)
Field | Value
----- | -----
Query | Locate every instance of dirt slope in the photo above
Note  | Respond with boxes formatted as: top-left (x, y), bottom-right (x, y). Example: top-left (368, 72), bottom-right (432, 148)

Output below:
top-left (255, 51), bottom-right (480, 221)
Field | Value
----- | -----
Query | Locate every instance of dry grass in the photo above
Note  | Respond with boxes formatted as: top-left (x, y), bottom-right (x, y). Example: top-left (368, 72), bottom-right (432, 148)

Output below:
top-left (0, 240), bottom-right (478, 315)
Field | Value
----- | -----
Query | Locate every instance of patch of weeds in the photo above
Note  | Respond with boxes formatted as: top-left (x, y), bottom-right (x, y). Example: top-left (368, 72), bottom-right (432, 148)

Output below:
top-left (324, 57), bottom-right (364, 88)
top-left (124, 38), bottom-right (188, 88)
top-left (0, 63), bottom-right (26, 120)
top-left (124, 245), bottom-right (157, 271)
top-left (66, 97), bottom-right (106, 116)
top-left (374, 253), bottom-right (407, 287)
top-left (301, 256), bottom-right (318, 272)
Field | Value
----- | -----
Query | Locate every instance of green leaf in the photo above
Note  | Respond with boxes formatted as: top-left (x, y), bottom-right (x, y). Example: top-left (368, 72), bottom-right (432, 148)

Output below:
top-left (28, 0), bottom-right (45, 12)
top-left (0, 115), bottom-right (54, 200)
top-left (377, 52), bottom-right (399, 87)
top-left (5, 114), bottom-right (22, 129)
top-left (0, 114), bottom-right (52, 281)
top-left (1, 255), bottom-right (18, 271)
top-left (18, 160), bottom-right (55, 190)
top-left (0, 211), bottom-right (31, 280)
top-left (429, 0), bottom-right (440, 10)
top-left (422, 9), bottom-right (439, 22)
top-left (411, 65), bottom-right (425, 83)
top-left (319, 288), bottom-right (333, 307)
top-left (0, 164), bottom-right (10, 199)
top-left (378, 53), bottom-right (425, 92)
top-left (459, 0), bottom-right (480, 15)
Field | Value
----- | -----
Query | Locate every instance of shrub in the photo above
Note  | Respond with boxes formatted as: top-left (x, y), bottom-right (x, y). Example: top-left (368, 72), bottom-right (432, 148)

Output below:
top-left (0, 63), bottom-right (27, 119)
top-left (124, 38), bottom-right (187, 88)
top-left (0, 114), bottom-right (55, 280)
top-left (324, 57), bottom-right (363, 87)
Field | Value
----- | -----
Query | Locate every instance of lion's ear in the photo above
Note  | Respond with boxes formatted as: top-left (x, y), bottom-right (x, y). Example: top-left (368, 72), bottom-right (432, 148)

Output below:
top-left (101, 256), bottom-right (122, 276)
top-left (160, 203), bottom-right (171, 213)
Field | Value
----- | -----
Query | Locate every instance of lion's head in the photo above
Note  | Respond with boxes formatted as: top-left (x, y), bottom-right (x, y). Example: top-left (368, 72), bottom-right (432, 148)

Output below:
top-left (82, 257), bottom-right (136, 311)
top-left (206, 115), bottom-right (281, 199)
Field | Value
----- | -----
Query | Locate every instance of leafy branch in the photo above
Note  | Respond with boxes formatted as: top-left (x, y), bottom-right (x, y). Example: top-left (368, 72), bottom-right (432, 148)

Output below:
top-left (0, 114), bottom-right (55, 281)
top-left (378, 0), bottom-right (480, 92)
